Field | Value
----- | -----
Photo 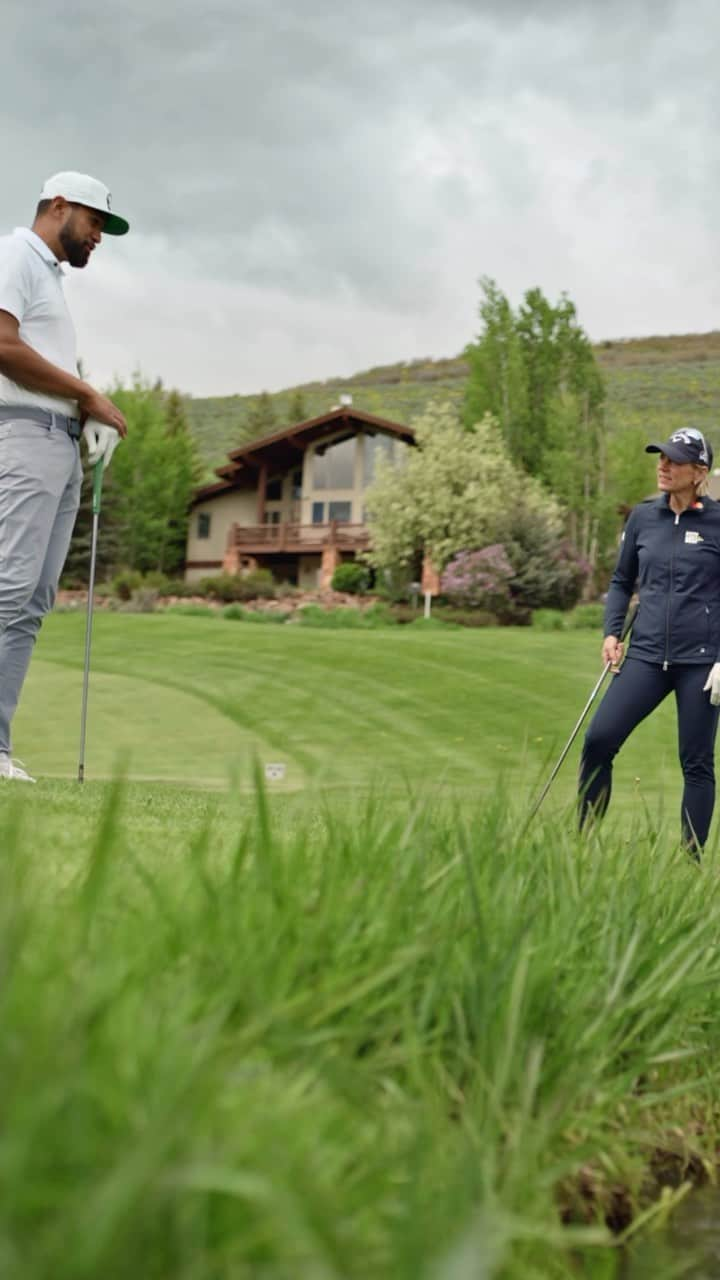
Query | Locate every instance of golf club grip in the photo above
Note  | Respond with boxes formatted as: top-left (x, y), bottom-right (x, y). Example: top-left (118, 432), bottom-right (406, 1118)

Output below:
top-left (92, 459), bottom-right (104, 515)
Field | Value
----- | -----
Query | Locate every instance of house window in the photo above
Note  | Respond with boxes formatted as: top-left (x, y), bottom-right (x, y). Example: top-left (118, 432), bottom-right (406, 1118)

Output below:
top-left (363, 433), bottom-right (396, 486)
top-left (266, 477), bottom-right (283, 501)
top-left (312, 436), bottom-right (355, 489)
top-left (291, 469), bottom-right (302, 500)
top-left (312, 501), bottom-right (325, 524)
top-left (197, 512), bottom-right (211, 539)
top-left (264, 510), bottom-right (281, 525)
top-left (328, 501), bottom-right (352, 523)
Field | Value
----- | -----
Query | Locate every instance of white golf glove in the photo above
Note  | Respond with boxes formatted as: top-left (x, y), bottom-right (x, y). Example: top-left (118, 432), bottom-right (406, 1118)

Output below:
top-left (703, 663), bottom-right (720, 706)
top-left (82, 418), bottom-right (120, 470)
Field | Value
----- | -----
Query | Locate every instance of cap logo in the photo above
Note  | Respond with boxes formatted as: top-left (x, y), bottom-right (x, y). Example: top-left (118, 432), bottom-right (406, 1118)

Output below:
top-left (106, 192), bottom-right (112, 210)
top-left (669, 428), bottom-right (709, 463)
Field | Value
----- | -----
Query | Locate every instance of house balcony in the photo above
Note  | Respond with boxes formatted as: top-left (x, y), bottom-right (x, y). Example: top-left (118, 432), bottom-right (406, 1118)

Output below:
top-left (226, 521), bottom-right (371, 556)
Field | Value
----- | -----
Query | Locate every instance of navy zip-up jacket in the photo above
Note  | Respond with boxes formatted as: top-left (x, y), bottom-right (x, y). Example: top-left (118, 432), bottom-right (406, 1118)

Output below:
top-left (604, 494), bottom-right (720, 667)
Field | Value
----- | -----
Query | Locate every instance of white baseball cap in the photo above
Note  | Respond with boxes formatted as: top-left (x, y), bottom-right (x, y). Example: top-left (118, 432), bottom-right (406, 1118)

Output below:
top-left (40, 171), bottom-right (129, 236)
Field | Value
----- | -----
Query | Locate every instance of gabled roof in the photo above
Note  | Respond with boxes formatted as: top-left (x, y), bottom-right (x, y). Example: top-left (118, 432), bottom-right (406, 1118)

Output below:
top-left (192, 406), bottom-right (415, 504)
top-left (226, 406), bottom-right (414, 464)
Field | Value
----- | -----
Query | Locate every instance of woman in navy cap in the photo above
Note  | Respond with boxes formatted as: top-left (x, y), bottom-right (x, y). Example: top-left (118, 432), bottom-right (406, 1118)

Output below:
top-left (579, 427), bottom-right (720, 854)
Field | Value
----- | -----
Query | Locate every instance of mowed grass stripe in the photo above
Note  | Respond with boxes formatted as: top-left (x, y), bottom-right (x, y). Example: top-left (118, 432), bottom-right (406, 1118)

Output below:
top-left (19, 613), bottom-right (681, 811)
top-left (14, 664), bottom-right (257, 784)
top-left (29, 616), bottom-right (506, 786)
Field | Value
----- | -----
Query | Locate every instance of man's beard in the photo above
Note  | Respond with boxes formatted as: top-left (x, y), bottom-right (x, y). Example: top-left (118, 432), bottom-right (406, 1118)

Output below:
top-left (58, 216), bottom-right (91, 268)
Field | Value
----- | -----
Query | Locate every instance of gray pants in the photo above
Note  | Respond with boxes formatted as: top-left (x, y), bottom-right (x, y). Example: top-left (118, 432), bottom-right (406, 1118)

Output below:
top-left (0, 418), bottom-right (82, 753)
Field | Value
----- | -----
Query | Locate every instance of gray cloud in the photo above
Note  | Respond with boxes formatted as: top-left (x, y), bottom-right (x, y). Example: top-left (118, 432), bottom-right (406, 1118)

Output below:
top-left (0, 0), bottom-right (718, 393)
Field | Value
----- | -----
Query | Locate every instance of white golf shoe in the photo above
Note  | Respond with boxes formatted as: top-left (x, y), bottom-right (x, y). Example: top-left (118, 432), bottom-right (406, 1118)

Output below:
top-left (0, 753), bottom-right (36, 783)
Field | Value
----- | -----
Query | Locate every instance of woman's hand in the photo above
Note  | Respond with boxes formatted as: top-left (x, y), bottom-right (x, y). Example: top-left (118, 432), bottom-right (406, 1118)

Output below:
top-left (602, 635), bottom-right (624, 670)
top-left (703, 663), bottom-right (720, 706)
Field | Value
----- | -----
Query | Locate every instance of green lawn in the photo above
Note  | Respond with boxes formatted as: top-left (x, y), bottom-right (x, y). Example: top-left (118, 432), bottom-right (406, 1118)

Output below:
top-left (14, 613), bottom-right (687, 828)
top-left (3, 614), bottom-right (718, 1280)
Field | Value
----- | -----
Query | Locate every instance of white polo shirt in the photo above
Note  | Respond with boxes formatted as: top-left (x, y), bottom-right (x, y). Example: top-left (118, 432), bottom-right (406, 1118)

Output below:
top-left (0, 227), bottom-right (78, 416)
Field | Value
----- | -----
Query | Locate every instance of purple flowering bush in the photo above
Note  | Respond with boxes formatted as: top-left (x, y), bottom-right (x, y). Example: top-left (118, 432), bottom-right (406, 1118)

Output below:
top-left (440, 545), bottom-right (515, 613)
top-left (538, 539), bottom-right (592, 611)
top-left (441, 525), bottom-right (591, 620)
top-left (493, 503), bottom-right (591, 612)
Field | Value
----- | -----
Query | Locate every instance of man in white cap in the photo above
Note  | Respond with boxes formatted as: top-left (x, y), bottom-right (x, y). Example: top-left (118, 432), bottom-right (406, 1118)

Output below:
top-left (0, 171), bottom-right (130, 781)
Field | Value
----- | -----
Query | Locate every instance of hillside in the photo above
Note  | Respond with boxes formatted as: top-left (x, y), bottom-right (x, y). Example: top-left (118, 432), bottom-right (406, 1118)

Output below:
top-left (183, 331), bottom-right (720, 476)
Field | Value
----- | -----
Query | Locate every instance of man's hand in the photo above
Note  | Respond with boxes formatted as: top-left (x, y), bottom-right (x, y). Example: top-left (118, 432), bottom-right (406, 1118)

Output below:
top-left (0, 313), bottom-right (128, 437)
top-left (82, 419), bottom-right (121, 469)
top-left (77, 388), bottom-right (128, 437)
top-left (703, 663), bottom-right (720, 706)
top-left (602, 635), bottom-right (624, 670)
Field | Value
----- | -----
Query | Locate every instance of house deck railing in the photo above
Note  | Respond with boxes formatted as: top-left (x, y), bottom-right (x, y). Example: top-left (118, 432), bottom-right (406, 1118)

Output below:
top-left (229, 521), bottom-right (371, 553)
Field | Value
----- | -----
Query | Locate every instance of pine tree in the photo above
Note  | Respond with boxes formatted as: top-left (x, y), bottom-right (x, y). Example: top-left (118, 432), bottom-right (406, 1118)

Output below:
top-left (288, 388), bottom-right (308, 423)
top-left (64, 378), bottom-right (203, 579)
top-left (61, 466), bottom-right (124, 586)
top-left (156, 389), bottom-right (203, 574)
top-left (246, 391), bottom-right (277, 438)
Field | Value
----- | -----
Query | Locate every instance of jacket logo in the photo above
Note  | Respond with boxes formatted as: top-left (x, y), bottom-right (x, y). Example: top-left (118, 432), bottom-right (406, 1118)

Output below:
top-left (685, 531), bottom-right (703, 544)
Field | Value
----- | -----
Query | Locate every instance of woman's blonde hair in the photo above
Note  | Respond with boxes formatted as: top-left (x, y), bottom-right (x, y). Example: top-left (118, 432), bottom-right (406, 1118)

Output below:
top-left (695, 467), bottom-right (710, 497)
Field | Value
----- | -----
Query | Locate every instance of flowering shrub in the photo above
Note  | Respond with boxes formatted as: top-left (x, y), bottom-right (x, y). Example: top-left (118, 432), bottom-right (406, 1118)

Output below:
top-left (494, 504), bottom-right (591, 612)
top-left (440, 527), bottom-right (590, 620)
top-left (506, 535), bottom-right (590, 611)
top-left (544, 540), bottom-right (592, 611)
top-left (440, 545), bottom-right (514, 613)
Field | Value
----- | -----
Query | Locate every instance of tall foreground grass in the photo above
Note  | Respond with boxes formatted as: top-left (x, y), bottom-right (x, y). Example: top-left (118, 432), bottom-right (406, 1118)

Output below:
top-left (2, 780), bottom-right (720, 1279)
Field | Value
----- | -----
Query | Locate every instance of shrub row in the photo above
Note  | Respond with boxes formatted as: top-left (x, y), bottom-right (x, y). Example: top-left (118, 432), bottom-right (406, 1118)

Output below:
top-left (94, 569), bottom-right (281, 603)
top-left (101, 568), bottom-right (379, 603)
top-left (72, 569), bottom-right (606, 632)
top-left (103, 598), bottom-right (604, 631)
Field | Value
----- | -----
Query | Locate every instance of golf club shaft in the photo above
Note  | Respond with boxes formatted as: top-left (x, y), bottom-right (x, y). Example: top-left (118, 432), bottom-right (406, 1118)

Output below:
top-left (526, 601), bottom-right (638, 823)
top-left (78, 462), bottom-right (104, 783)
top-left (526, 662), bottom-right (612, 822)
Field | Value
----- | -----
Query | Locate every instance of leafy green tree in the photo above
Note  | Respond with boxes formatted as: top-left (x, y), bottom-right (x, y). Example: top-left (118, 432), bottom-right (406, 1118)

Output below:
top-left (594, 425), bottom-right (658, 576)
top-left (514, 287), bottom-right (573, 466)
top-left (463, 279), bottom-right (606, 574)
top-left (606, 425), bottom-right (657, 510)
top-left (364, 402), bottom-right (563, 576)
top-left (463, 277), bottom-right (526, 458)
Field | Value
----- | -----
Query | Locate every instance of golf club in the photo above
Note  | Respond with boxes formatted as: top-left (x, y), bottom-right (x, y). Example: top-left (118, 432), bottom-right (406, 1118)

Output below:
top-left (526, 601), bottom-right (638, 824)
top-left (78, 459), bottom-right (104, 783)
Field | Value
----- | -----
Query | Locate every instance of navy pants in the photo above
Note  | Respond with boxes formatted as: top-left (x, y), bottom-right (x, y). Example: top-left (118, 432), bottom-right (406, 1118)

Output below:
top-left (579, 658), bottom-right (720, 849)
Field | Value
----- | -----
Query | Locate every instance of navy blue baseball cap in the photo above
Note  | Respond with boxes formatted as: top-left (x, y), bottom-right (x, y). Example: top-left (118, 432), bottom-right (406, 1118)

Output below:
top-left (646, 428), bottom-right (713, 469)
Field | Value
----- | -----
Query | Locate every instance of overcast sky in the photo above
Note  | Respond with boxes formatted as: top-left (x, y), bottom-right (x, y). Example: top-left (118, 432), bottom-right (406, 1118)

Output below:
top-left (2, 0), bottom-right (718, 396)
